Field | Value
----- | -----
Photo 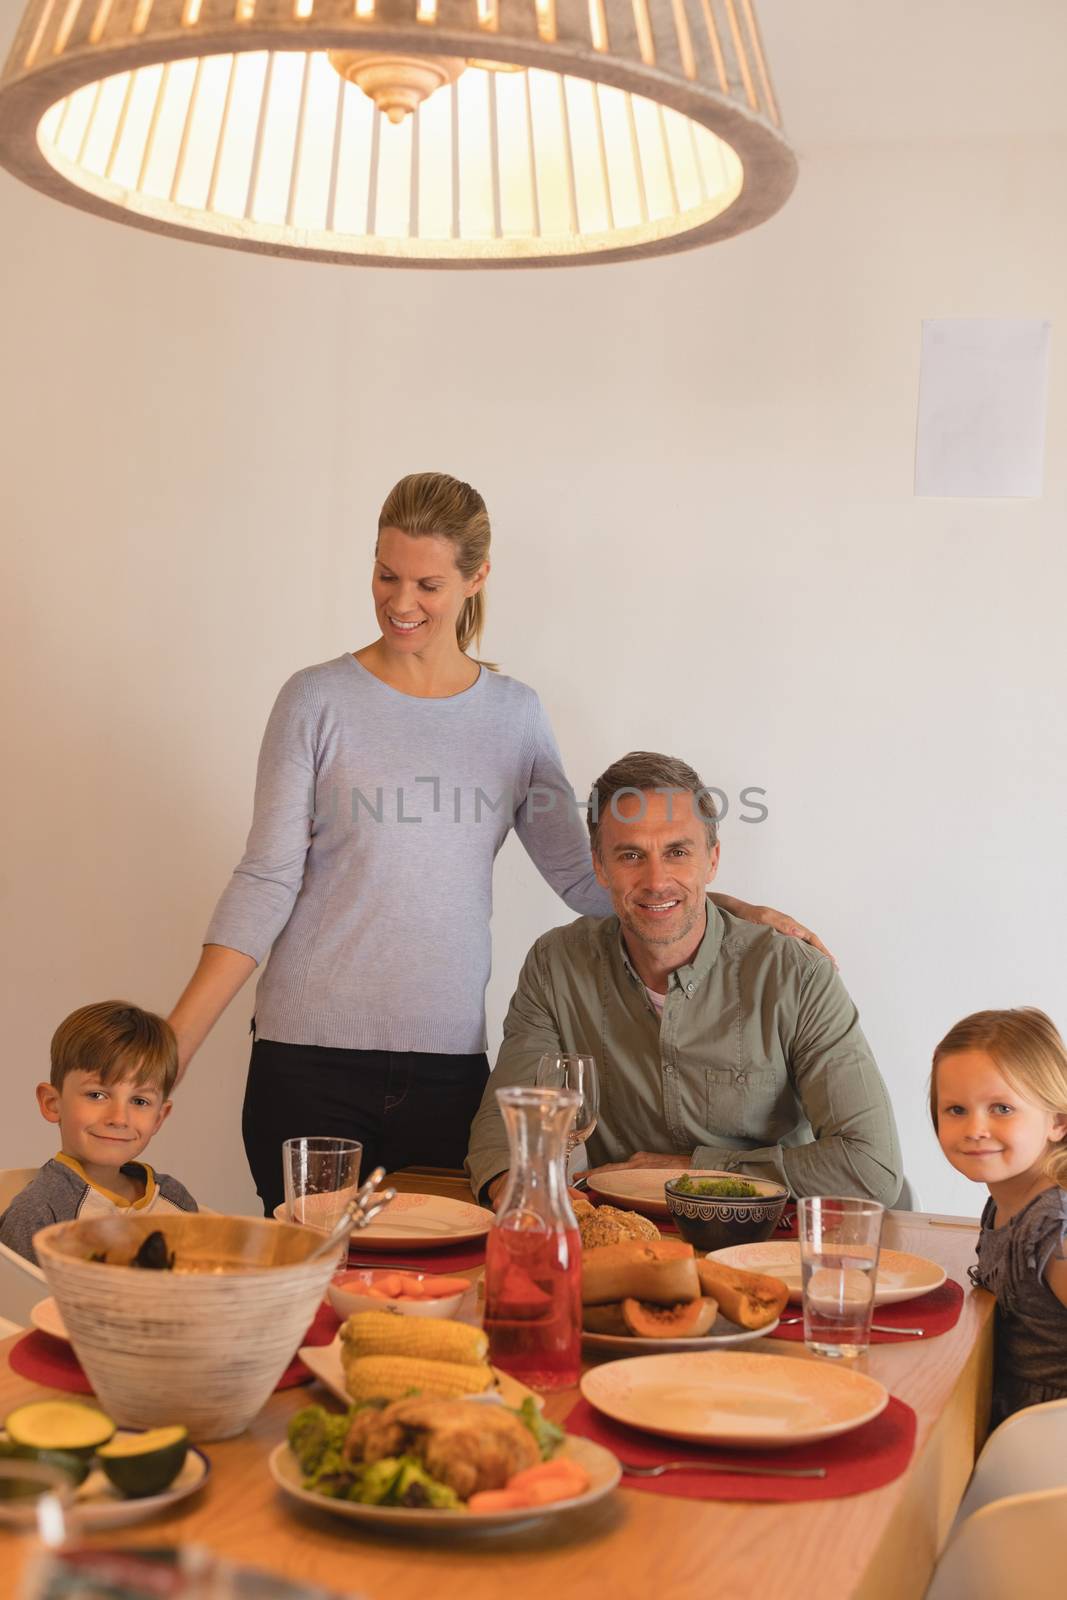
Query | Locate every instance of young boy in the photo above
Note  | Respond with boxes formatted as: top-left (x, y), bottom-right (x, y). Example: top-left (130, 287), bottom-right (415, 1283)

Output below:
top-left (0, 1000), bottom-right (198, 1265)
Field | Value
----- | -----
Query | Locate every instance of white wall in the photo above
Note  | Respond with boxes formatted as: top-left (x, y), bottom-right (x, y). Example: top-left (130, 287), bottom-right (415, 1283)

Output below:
top-left (2, 2), bottom-right (1065, 1218)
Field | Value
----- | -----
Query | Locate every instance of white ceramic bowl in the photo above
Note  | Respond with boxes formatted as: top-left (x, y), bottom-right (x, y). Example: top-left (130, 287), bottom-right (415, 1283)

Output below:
top-left (327, 1268), bottom-right (469, 1321)
top-left (35, 1213), bottom-right (339, 1442)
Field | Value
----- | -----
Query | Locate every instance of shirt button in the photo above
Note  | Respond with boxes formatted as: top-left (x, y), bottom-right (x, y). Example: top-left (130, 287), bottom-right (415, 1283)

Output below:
top-left (686, 982), bottom-right (694, 993)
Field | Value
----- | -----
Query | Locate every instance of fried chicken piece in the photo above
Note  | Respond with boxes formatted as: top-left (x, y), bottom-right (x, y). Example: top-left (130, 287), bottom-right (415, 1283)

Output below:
top-left (345, 1397), bottom-right (540, 1500)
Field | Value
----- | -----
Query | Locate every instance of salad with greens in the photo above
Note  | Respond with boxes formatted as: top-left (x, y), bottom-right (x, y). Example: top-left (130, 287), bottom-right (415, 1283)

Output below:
top-left (287, 1398), bottom-right (563, 1510)
top-left (672, 1176), bottom-right (762, 1198)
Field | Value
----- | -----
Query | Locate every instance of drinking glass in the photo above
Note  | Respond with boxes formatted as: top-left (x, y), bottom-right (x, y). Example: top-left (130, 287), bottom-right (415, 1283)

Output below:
top-left (535, 1055), bottom-right (598, 1166)
top-left (798, 1195), bottom-right (885, 1359)
top-left (282, 1137), bottom-right (362, 1241)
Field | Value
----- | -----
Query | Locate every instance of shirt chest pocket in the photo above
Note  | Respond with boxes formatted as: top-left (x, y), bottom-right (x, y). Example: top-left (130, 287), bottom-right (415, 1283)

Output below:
top-left (705, 1064), bottom-right (781, 1141)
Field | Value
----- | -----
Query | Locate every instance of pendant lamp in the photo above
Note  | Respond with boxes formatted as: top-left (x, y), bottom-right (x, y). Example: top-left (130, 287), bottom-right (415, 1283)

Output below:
top-left (0, 0), bottom-right (796, 266)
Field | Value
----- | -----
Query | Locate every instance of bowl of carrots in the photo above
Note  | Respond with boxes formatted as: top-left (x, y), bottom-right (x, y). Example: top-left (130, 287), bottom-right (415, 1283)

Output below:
top-left (327, 1268), bottom-right (471, 1322)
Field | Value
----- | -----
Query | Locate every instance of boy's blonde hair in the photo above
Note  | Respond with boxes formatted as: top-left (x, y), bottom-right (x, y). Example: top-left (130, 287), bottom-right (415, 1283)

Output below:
top-left (50, 1001), bottom-right (178, 1099)
top-left (377, 472), bottom-right (496, 667)
top-left (931, 1008), bottom-right (1067, 1188)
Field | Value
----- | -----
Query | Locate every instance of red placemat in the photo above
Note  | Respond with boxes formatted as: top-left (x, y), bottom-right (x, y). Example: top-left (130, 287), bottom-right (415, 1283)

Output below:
top-left (768, 1279), bottom-right (965, 1344)
top-left (8, 1301), bottom-right (343, 1397)
top-left (563, 1394), bottom-right (916, 1502)
top-left (347, 1239), bottom-right (486, 1273)
top-left (276, 1300), bottom-right (341, 1389)
top-left (8, 1331), bottom-right (92, 1394)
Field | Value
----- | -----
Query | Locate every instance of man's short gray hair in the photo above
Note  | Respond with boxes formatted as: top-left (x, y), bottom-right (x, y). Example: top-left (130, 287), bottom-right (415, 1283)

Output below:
top-left (587, 752), bottom-right (719, 855)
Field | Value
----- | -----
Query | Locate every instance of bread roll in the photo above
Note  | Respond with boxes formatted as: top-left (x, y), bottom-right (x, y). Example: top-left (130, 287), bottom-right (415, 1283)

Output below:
top-left (696, 1259), bottom-right (789, 1329)
top-left (578, 1204), bottom-right (661, 1250)
top-left (581, 1239), bottom-right (699, 1305)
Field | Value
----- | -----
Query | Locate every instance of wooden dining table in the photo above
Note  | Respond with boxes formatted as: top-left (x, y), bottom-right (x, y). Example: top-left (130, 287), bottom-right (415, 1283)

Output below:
top-left (1, 1183), bottom-right (993, 1600)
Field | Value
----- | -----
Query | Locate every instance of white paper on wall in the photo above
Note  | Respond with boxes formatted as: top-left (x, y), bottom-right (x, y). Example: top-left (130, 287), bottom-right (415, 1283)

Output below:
top-left (914, 318), bottom-right (1051, 498)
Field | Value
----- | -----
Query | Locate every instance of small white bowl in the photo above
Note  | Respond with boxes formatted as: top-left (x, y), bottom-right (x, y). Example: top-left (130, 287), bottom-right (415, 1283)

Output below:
top-left (327, 1268), bottom-right (469, 1321)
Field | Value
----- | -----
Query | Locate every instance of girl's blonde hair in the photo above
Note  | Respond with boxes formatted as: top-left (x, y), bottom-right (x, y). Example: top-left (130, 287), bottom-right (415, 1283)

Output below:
top-left (930, 1008), bottom-right (1067, 1188)
top-left (377, 472), bottom-right (496, 667)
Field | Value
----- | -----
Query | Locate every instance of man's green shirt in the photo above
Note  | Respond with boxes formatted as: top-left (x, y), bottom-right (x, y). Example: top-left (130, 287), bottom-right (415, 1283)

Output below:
top-left (467, 900), bottom-right (902, 1203)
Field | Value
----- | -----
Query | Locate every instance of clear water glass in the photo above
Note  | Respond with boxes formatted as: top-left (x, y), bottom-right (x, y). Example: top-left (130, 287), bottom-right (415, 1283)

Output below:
top-left (798, 1195), bottom-right (885, 1359)
top-left (282, 1137), bottom-right (362, 1238)
top-left (534, 1055), bottom-right (598, 1165)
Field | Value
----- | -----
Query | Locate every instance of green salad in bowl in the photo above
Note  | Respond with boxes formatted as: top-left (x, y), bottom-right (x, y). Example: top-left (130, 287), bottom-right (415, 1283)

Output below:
top-left (671, 1176), bottom-right (762, 1198)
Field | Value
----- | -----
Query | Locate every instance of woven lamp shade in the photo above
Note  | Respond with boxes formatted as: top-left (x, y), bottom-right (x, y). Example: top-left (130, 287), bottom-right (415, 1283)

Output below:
top-left (0, 0), bottom-right (796, 266)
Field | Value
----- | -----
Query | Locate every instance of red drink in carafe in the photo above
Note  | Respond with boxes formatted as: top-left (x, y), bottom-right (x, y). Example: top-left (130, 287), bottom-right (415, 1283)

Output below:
top-left (484, 1221), bottom-right (582, 1390)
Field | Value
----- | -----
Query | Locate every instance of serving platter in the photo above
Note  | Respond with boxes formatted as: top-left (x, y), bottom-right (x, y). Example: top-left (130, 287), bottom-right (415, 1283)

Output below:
top-left (583, 1311), bottom-right (778, 1356)
top-left (0, 1435), bottom-right (210, 1531)
top-left (297, 1333), bottom-right (539, 1412)
top-left (273, 1192), bottom-right (493, 1251)
top-left (580, 1350), bottom-right (888, 1449)
top-left (707, 1242), bottom-right (947, 1306)
top-left (269, 1434), bottom-right (619, 1531)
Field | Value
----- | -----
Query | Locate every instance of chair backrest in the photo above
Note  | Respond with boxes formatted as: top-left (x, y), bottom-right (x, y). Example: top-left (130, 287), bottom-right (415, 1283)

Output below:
top-left (0, 1239), bottom-right (46, 1326)
top-left (952, 1399), bottom-right (1067, 1530)
top-left (927, 1486), bottom-right (1067, 1600)
top-left (0, 1168), bottom-right (49, 1327)
top-left (0, 1167), bottom-right (38, 1212)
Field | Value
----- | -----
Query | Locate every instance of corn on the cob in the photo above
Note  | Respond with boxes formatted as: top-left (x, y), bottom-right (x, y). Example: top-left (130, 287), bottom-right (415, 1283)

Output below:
top-left (340, 1311), bottom-right (488, 1366)
top-left (341, 1353), bottom-right (494, 1403)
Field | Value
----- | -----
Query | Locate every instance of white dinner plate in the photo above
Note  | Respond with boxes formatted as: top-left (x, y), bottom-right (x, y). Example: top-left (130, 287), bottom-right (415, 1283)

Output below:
top-left (706, 1242), bottom-right (947, 1306)
top-left (581, 1350), bottom-right (888, 1449)
top-left (0, 1435), bottom-right (210, 1531)
top-left (297, 1333), bottom-right (540, 1413)
top-left (583, 1311), bottom-right (778, 1356)
top-left (269, 1434), bottom-right (619, 1530)
top-left (583, 1167), bottom-right (690, 1219)
top-left (273, 1192), bottom-right (493, 1251)
top-left (30, 1297), bottom-right (69, 1341)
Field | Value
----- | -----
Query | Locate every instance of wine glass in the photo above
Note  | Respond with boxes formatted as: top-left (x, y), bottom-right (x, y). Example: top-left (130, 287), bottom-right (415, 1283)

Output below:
top-left (535, 1054), bottom-right (599, 1169)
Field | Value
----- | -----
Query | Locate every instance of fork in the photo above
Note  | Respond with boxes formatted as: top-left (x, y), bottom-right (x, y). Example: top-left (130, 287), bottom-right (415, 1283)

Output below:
top-left (778, 1315), bottom-right (925, 1336)
top-left (619, 1458), bottom-right (826, 1481)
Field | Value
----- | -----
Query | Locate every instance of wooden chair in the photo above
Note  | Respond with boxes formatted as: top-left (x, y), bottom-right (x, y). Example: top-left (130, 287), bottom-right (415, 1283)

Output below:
top-left (0, 1167), bottom-right (47, 1327)
top-left (926, 1486), bottom-right (1067, 1599)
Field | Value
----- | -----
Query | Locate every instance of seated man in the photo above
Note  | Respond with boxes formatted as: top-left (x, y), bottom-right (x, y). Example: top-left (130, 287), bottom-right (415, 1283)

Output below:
top-left (467, 751), bottom-right (901, 1206)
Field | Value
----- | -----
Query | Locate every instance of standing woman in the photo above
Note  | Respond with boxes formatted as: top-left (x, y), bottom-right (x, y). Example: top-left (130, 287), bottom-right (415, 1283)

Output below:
top-left (169, 473), bottom-right (823, 1214)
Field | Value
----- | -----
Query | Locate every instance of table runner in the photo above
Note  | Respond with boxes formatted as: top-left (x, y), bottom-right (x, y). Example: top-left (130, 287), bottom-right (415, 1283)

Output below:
top-left (7, 1300), bottom-right (341, 1396)
top-left (768, 1279), bottom-right (964, 1344)
top-left (563, 1394), bottom-right (916, 1503)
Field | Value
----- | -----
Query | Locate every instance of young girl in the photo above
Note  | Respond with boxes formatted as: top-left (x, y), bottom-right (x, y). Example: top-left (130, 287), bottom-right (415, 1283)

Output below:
top-left (931, 1008), bottom-right (1067, 1424)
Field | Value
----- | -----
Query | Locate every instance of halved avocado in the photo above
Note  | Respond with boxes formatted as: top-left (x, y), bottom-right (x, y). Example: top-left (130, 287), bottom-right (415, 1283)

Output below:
top-left (98, 1426), bottom-right (189, 1498)
top-left (620, 1296), bottom-right (718, 1339)
top-left (0, 1438), bottom-right (89, 1495)
top-left (4, 1401), bottom-right (115, 1459)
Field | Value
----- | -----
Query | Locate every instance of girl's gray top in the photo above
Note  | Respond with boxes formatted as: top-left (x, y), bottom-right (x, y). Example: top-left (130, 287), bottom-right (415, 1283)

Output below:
top-left (205, 654), bottom-right (610, 1055)
top-left (972, 1184), bottom-right (1067, 1423)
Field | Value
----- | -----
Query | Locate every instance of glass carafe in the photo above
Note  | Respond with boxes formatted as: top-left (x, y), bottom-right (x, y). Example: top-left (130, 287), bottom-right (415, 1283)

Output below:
top-left (483, 1086), bottom-right (582, 1391)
